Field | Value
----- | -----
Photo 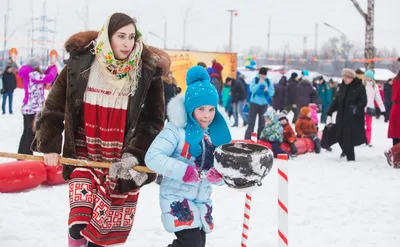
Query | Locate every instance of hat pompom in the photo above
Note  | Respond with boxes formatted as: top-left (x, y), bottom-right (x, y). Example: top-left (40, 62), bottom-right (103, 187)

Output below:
top-left (186, 66), bottom-right (210, 86)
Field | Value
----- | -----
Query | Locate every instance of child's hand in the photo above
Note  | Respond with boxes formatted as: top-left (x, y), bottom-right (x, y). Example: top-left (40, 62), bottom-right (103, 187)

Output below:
top-left (206, 168), bottom-right (223, 184)
top-left (182, 166), bottom-right (201, 183)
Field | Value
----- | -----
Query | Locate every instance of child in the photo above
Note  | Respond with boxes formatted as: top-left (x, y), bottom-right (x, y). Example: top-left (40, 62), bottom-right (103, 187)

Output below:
top-left (259, 109), bottom-right (287, 157)
top-left (145, 66), bottom-right (232, 247)
top-left (308, 103), bottom-right (319, 130)
top-left (295, 106), bottom-right (321, 153)
top-left (277, 111), bottom-right (298, 156)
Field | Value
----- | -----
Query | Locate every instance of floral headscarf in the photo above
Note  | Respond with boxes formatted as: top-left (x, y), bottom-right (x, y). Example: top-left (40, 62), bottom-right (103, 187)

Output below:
top-left (92, 14), bottom-right (143, 93)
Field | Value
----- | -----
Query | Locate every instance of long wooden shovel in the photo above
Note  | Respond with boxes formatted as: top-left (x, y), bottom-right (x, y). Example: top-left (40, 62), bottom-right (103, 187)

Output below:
top-left (0, 152), bottom-right (155, 173)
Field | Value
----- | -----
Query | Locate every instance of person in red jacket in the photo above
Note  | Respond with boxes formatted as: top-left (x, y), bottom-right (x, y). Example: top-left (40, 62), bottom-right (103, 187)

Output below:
top-left (277, 111), bottom-right (298, 156)
top-left (385, 59), bottom-right (400, 168)
top-left (295, 106), bottom-right (321, 154)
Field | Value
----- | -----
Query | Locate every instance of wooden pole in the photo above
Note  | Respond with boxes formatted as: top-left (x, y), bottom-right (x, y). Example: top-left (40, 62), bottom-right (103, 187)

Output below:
top-left (0, 152), bottom-right (155, 173)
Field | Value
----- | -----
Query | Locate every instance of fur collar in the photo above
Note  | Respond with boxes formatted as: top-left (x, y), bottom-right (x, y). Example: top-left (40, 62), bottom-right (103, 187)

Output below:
top-left (64, 31), bottom-right (171, 75)
top-left (167, 95), bottom-right (230, 129)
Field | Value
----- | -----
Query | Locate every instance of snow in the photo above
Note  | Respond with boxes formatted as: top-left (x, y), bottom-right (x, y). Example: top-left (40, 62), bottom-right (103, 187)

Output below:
top-left (1, 89), bottom-right (400, 247)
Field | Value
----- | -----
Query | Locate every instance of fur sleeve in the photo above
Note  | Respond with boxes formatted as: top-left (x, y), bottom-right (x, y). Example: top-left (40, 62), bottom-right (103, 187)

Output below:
top-left (119, 67), bottom-right (165, 191)
top-left (31, 66), bottom-right (67, 154)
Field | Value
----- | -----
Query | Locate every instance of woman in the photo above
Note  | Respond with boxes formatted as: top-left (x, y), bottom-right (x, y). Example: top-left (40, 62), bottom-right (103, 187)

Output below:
top-left (1, 65), bottom-right (17, 114)
top-left (31, 13), bottom-right (170, 246)
top-left (363, 70), bottom-right (385, 146)
top-left (18, 58), bottom-right (57, 155)
top-left (327, 69), bottom-right (367, 161)
top-left (385, 62), bottom-right (400, 167)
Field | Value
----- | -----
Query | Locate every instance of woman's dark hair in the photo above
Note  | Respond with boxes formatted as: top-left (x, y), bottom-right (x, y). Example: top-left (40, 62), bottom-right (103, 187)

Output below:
top-left (108, 13), bottom-right (137, 41)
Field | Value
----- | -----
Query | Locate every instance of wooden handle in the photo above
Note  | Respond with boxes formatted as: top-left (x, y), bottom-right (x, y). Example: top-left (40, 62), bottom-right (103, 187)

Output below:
top-left (0, 152), bottom-right (155, 173)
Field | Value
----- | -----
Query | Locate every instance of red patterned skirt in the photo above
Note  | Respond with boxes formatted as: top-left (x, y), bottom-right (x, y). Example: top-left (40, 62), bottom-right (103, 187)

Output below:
top-left (68, 167), bottom-right (140, 246)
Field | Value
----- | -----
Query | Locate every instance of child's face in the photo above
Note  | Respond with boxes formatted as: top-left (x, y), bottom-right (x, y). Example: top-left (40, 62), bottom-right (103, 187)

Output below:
top-left (307, 112), bottom-right (311, 118)
top-left (265, 117), bottom-right (272, 125)
top-left (280, 119), bottom-right (287, 125)
top-left (193, 105), bottom-right (216, 129)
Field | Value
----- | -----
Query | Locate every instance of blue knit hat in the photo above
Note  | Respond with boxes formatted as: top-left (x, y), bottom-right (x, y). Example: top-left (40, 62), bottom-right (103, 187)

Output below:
top-left (364, 70), bottom-right (375, 80)
top-left (184, 66), bottom-right (232, 157)
top-left (302, 70), bottom-right (309, 76)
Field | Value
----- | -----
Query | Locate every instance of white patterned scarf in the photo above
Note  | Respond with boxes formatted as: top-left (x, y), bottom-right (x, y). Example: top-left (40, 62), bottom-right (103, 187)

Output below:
top-left (91, 14), bottom-right (143, 95)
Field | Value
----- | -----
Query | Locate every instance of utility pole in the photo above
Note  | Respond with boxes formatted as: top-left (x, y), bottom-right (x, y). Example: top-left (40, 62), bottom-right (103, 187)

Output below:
top-left (2, 0), bottom-right (11, 69)
top-left (267, 16), bottom-right (271, 57)
top-left (182, 7), bottom-right (191, 50)
top-left (303, 36), bottom-right (308, 58)
top-left (350, 0), bottom-right (375, 69)
top-left (226, 10), bottom-right (237, 53)
top-left (31, 1), bottom-right (56, 66)
top-left (314, 23), bottom-right (319, 57)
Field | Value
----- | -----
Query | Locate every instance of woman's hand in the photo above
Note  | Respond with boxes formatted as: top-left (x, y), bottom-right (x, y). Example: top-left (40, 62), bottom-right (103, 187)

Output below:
top-left (43, 153), bottom-right (61, 166)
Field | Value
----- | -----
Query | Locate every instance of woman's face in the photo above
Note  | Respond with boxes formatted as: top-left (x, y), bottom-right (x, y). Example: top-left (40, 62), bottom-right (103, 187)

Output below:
top-left (110, 24), bottom-right (136, 60)
top-left (168, 73), bottom-right (173, 80)
top-left (343, 77), bottom-right (353, 85)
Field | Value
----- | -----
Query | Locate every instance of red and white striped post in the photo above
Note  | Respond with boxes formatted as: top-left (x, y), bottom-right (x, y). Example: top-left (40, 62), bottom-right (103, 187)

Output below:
top-left (277, 153), bottom-right (289, 247)
top-left (241, 193), bottom-right (252, 247)
top-left (241, 132), bottom-right (257, 247)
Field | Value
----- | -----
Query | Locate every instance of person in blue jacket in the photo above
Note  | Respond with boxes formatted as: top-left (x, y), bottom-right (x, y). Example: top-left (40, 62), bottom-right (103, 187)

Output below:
top-left (145, 66), bottom-right (232, 247)
top-left (244, 67), bottom-right (275, 139)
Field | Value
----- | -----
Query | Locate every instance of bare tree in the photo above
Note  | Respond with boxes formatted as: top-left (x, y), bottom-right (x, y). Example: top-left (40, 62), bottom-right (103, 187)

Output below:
top-left (350, 0), bottom-right (375, 69)
top-left (76, 0), bottom-right (89, 30)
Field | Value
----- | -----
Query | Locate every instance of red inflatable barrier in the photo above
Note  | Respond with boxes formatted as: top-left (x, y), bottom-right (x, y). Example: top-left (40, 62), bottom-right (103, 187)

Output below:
top-left (42, 165), bottom-right (66, 185)
top-left (0, 161), bottom-right (47, 193)
top-left (232, 136), bottom-right (319, 156)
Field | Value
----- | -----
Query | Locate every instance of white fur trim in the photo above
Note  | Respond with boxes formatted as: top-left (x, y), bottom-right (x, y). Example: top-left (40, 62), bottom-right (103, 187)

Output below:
top-left (167, 95), bottom-right (187, 128)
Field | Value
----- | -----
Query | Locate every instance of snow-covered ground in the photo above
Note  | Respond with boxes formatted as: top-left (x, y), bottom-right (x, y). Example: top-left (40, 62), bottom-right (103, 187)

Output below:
top-left (0, 89), bottom-right (399, 247)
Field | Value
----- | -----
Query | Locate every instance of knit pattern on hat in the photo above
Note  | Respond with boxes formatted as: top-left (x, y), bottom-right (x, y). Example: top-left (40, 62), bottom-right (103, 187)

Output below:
top-left (184, 66), bottom-right (231, 157)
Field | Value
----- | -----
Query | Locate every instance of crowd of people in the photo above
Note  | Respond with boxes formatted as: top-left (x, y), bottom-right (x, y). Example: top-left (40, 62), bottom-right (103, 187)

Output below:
top-left (0, 11), bottom-right (399, 247)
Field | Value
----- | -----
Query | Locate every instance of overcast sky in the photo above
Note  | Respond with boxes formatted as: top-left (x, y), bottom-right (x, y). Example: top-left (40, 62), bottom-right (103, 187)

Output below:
top-left (2, 0), bottom-right (399, 56)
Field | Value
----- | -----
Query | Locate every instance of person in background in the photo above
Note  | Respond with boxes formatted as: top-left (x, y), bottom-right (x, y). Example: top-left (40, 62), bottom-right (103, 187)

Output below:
top-left (197, 62), bottom-right (207, 69)
top-left (1, 66), bottom-right (17, 114)
top-left (18, 58), bottom-right (57, 155)
top-left (259, 110), bottom-right (287, 157)
top-left (363, 70), bottom-right (385, 147)
top-left (317, 76), bottom-right (332, 123)
top-left (0, 71), bottom-right (3, 94)
top-left (221, 78), bottom-right (233, 119)
top-left (273, 76), bottom-right (287, 112)
top-left (277, 111), bottom-right (298, 157)
top-left (163, 70), bottom-right (181, 120)
top-left (329, 79), bottom-right (337, 102)
top-left (285, 72), bottom-right (299, 123)
top-left (384, 78), bottom-right (393, 123)
top-left (327, 69), bottom-right (367, 161)
top-left (295, 70), bottom-right (318, 110)
top-left (295, 106), bottom-right (321, 154)
top-left (226, 76), bottom-right (247, 127)
top-left (210, 60), bottom-right (224, 104)
top-left (308, 103), bottom-right (319, 130)
top-left (355, 68), bottom-right (364, 80)
top-left (244, 67), bottom-right (275, 139)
